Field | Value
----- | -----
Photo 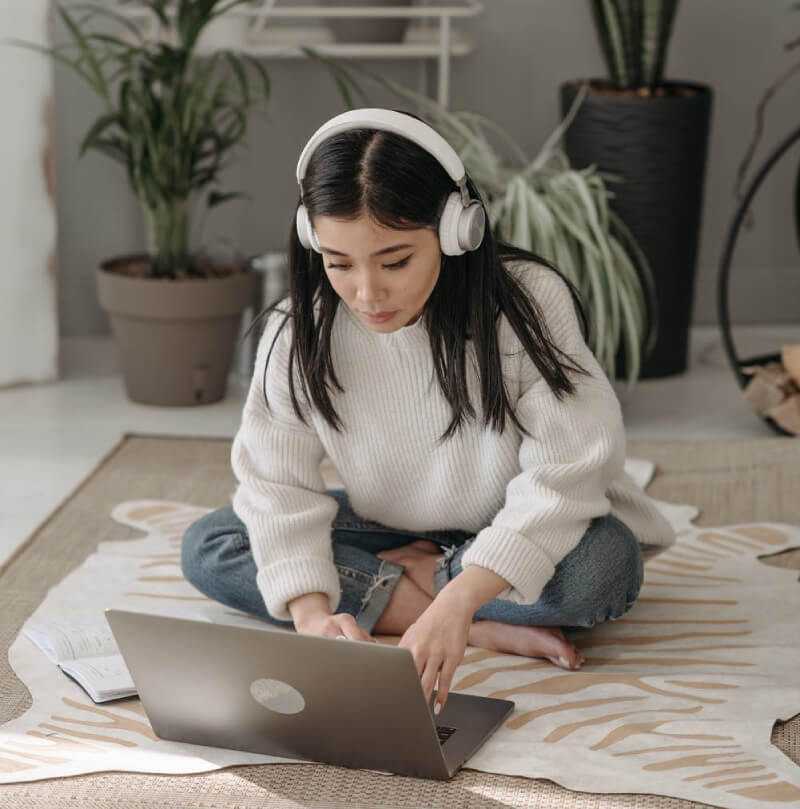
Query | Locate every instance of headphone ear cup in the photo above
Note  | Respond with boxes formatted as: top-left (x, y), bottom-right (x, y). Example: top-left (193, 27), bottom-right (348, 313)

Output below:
top-left (296, 205), bottom-right (312, 249)
top-left (438, 192), bottom-right (466, 256)
top-left (458, 201), bottom-right (486, 252)
top-left (295, 205), bottom-right (321, 252)
top-left (439, 193), bottom-right (486, 255)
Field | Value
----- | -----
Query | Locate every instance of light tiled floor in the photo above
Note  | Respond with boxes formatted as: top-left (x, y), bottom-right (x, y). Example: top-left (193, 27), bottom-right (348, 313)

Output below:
top-left (1, 324), bottom-right (798, 570)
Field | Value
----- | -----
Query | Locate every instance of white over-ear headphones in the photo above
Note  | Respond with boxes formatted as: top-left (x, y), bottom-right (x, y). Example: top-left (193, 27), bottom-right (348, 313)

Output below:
top-left (295, 108), bottom-right (486, 257)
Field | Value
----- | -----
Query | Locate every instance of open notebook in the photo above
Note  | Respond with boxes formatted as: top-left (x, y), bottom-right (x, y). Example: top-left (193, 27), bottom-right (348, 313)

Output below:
top-left (23, 615), bottom-right (135, 702)
top-left (23, 609), bottom-right (214, 703)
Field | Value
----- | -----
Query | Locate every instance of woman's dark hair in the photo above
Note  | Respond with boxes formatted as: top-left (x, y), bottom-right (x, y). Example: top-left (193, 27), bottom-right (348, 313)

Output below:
top-left (247, 111), bottom-right (592, 443)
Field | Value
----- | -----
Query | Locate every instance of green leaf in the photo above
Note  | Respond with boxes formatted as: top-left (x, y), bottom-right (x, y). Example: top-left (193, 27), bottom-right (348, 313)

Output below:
top-left (589, 0), bottom-right (681, 90)
top-left (609, 210), bottom-right (659, 358)
top-left (3, 39), bottom-right (98, 92)
top-left (119, 0), bottom-right (170, 27)
top-left (300, 47), bottom-right (370, 108)
top-left (85, 33), bottom-right (140, 55)
top-left (240, 54), bottom-right (271, 102)
top-left (86, 135), bottom-right (130, 165)
top-left (597, 0), bottom-right (629, 88)
top-left (57, 5), bottom-right (110, 101)
top-left (79, 112), bottom-right (124, 156)
top-left (224, 51), bottom-right (250, 105)
top-left (207, 189), bottom-right (250, 208)
top-left (652, 0), bottom-right (681, 87)
top-left (70, 3), bottom-right (147, 42)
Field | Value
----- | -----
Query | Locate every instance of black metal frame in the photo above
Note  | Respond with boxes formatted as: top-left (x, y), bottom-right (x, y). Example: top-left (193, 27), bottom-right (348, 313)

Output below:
top-left (716, 126), bottom-right (800, 437)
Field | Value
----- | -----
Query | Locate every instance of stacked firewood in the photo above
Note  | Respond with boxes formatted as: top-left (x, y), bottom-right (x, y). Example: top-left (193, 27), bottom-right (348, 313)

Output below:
top-left (742, 345), bottom-right (800, 435)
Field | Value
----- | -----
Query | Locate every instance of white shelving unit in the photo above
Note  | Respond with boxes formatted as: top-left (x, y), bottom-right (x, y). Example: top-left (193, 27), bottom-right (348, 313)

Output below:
top-left (111, 1), bottom-right (483, 107)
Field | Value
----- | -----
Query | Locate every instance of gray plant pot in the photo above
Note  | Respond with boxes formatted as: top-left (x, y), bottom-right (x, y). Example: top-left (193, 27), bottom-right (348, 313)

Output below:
top-left (96, 257), bottom-right (257, 406)
top-left (322, 0), bottom-right (411, 43)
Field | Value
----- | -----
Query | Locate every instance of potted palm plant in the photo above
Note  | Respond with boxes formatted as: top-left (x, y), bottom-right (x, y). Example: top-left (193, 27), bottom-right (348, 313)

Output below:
top-left (304, 53), bottom-right (657, 393)
top-left (559, 0), bottom-right (713, 379)
top-left (21, 0), bottom-right (272, 405)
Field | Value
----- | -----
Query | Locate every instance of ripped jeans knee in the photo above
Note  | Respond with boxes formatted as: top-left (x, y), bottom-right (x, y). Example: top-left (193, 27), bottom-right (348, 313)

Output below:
top-left (332, 544), bottom-right (405, 635)
top-left (361, 565), bottom-right (404, 606)
top-left (433, 541), bottom-right (465, 597)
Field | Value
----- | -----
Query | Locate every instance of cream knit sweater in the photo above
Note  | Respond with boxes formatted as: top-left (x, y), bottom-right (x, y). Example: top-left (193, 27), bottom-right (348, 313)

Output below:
top-left (231, 261), bottom-right (675, 622)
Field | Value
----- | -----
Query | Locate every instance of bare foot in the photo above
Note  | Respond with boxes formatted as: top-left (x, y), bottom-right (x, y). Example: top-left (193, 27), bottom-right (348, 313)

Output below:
top-left (469, 621), bottom-right (585, 670)
top-left (377, 541), bottom-right (585, 671)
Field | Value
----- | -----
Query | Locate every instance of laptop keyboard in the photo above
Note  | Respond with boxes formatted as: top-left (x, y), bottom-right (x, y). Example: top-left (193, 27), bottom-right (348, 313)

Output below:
top-left (436, 725), bottom-right (457, 745)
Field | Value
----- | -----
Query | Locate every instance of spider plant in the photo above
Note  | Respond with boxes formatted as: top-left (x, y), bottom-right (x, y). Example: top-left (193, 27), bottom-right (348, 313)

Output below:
top-left (305, 52), bottom-right (657, 392)
top-left (12, 0), bottom-right (271, 278)
top-left (590, 0), bottom-right (682, 90)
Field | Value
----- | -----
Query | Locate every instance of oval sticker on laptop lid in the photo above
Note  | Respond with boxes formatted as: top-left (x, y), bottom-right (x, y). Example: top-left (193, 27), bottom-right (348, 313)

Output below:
top-left (249, 678), bottom-right (306, 715)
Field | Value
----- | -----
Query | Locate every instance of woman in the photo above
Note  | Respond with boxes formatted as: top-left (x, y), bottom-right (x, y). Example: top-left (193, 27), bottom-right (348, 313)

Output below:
top-left (182, 108), bottom-right (675, 716)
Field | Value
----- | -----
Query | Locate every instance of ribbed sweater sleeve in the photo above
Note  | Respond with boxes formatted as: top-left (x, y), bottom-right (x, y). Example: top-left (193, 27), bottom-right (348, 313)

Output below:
top-left (459, 270), bottom-right (628, 606)
top-left (230, 309), bottom-right (341, 622)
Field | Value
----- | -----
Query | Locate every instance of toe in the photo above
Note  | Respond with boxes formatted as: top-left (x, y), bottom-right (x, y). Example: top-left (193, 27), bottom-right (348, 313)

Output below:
top-left (552, 653), bottom-right (582, 670)
top-left (544, 628), bottom-right (583, 669)
top-left (548, 640), bottom-right (583, 670)
top-left (520, 626), bottom-right (583, 669)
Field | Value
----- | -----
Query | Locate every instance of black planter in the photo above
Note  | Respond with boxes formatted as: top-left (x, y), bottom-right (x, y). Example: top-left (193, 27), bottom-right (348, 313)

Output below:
top-left (560, 80), bottom-right (713, 378)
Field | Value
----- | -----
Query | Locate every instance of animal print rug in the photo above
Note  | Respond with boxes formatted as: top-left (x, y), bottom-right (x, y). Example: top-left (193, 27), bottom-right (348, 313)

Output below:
top-left (1, 458), bottom-right (799, 809)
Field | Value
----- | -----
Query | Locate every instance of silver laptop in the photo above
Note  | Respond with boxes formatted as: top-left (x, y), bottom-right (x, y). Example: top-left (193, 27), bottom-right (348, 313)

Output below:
top-left (105, 608), bottom-right (514, 780)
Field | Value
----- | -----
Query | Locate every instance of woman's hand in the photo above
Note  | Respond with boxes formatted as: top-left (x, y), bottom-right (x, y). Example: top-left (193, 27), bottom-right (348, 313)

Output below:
top-left (294, 611), bottom-right (376, 643)
top-left (288, 592), bottom-right (376, 643)
top-left (398, 597), bottom-right (472, 715)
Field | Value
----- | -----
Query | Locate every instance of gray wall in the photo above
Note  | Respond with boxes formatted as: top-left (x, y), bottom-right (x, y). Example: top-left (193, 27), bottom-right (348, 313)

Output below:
top-left (54, 0), bottom-right (800, 336)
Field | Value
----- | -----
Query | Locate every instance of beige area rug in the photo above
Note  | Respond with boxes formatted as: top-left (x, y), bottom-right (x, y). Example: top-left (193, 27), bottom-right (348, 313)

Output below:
top-left (1, 435), bottom-right (799, 809)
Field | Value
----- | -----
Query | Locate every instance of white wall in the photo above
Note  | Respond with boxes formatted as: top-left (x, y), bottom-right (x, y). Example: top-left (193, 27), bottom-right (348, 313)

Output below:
top-left (0, 1), bottom-right (58, 385)
top-left (53, 0), bottom-right (800, 336)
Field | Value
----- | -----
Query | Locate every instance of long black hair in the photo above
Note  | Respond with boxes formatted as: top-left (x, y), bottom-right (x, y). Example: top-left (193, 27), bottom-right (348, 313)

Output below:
top-left (248, 113), bottom-right (592, 443)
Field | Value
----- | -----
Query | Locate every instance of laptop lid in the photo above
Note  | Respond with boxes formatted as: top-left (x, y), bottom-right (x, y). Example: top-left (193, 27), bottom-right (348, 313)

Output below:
top-left (105, 609), bottom-right (512, 780)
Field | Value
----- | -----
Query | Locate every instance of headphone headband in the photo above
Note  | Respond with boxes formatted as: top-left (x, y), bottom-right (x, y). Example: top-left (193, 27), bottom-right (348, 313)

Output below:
top-left (294, 107), bottom-right (485, 256)
top-left (295, 108), bottom-right (466, 188)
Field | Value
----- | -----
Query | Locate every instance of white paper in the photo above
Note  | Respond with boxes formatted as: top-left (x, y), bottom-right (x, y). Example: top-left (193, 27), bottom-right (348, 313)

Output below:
top-left (23, 616), bottom-right (118, 663)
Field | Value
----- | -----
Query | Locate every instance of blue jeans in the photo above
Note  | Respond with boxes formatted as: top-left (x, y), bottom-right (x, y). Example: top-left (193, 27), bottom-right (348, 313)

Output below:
top-left (181, 488), bottom-right (644, 635)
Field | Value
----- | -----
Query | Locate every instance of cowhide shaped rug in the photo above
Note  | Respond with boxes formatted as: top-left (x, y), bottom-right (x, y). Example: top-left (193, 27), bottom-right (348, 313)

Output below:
top-left (1, 458), bottom-right (799, 809)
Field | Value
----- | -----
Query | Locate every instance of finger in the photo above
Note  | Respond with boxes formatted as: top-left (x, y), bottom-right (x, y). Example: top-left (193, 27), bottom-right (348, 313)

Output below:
top-left (338, 615), bottom-right (360, 640)
top-left (419, 656), bottom-right (441, 705)
top-left (338, 614), bottom-right (375, 644)
top-left (434, 660), bottom-right (458, 712)
top-left (346, 618), bottom-right (373, 643)
top-left (404, 641), bottom-right (425, 677)
top-left (357, 626), bottom-right (375, 643)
